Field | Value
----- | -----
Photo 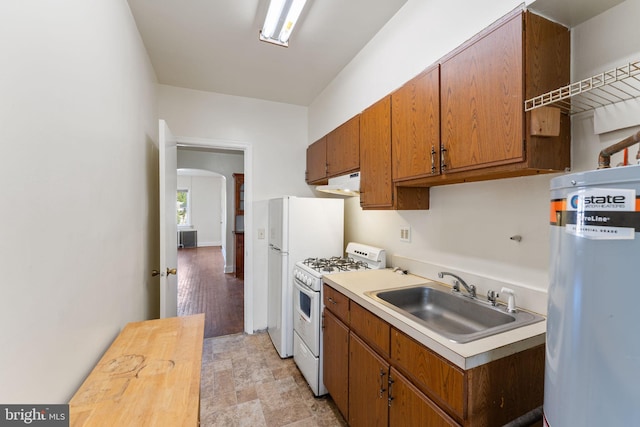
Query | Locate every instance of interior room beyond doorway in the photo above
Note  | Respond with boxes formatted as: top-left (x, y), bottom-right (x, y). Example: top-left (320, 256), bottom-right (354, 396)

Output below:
top-left (178, 246), bottom-right (244, 338)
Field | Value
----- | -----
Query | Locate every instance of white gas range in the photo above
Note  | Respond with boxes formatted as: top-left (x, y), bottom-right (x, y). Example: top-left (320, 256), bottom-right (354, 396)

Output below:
top-left (292, 242), bottom-right (386, 396)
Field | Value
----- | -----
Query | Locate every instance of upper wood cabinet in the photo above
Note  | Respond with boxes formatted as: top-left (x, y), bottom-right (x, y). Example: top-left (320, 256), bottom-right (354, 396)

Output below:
top-left (360, 96), bottom-right (430, 210)
top-left (437, 10), bottom-right (570, 183)
top-left (392, 64), bottom-right (441, 182)
top-left (306, 137), bottom-right (327, 184)
top-left (360, 96), bottom-right (393, 208)
top-left (305, 8), bottom-right (569, 207)
top-left (327, 115), bottom-right (360, 177)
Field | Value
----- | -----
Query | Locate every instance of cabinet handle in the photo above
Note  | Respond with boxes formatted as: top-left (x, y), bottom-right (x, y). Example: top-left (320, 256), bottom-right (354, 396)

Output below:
top-left (379, 369), bottom-right (387, 398)
top-left (431, 145), bottom-right (437, 174)
top-left (440, 147), bottom-right (447, 171)
top-left (388, 376), bottom-right (395, 407)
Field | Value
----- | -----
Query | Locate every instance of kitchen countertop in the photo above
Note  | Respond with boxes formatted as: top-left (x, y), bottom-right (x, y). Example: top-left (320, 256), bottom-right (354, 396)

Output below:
top-left (323, 269), bottom-right (546, 370)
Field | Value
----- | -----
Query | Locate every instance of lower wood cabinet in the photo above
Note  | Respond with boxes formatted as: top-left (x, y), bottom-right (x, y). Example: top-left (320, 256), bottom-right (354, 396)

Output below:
top-left (322, 309), bottom-right (349, 419)
top-left (391, 329), bottom-right (465, 418)
top-left (322, 284), bottom-right (545, 427)
top-left (349, 333), bottom-right (389, 427)
top-left (389, 367), bottom-right (458, 427)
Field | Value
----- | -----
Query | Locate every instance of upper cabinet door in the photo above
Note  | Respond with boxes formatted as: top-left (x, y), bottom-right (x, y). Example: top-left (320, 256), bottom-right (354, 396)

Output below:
top-left (392, 65), bottom-right (440, 182)
top-left (306, 137), bottom-right (327, 184)
top-left (360, 96), bottom-right (393, 209)
top-left (440, 13), bottom-right (524, 173)
top-left (327, 115), bottom-right (360, 177)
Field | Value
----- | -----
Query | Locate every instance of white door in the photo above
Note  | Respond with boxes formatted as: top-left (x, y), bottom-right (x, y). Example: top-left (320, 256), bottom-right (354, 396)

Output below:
top-left (159, 120), bottom-right (178, 318)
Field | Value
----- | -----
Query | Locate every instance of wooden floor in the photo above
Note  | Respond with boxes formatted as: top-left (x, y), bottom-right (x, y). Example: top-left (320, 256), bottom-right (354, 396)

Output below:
top-left (178, 246), bottom-right (244, 338)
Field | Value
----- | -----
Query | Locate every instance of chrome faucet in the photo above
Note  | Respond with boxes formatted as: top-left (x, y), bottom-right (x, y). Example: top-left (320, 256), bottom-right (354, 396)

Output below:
top-left (438, 272), bottom-right (476, 298)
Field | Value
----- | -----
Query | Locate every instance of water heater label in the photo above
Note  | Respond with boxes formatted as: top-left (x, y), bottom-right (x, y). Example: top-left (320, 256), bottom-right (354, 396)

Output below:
top-left (567, 188), bottom-right (636, 212)
top-left (551, 188), bottom-right (639, 240)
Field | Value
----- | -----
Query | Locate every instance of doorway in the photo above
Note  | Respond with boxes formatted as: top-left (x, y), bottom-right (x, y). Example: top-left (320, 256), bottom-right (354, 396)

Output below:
top-left (177, 246), bottom-right (244, 337)
top-left (173, 136), bottom-right (253, 336)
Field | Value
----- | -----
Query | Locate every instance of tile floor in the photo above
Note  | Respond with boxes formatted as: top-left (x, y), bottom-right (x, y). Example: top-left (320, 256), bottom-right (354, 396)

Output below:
top-left (200, 332), bottom-right (348, 427)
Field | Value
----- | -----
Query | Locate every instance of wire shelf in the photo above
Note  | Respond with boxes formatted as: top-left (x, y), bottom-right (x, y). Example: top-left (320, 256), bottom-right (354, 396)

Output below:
top-left (524, 60), bottom-right (640, 115)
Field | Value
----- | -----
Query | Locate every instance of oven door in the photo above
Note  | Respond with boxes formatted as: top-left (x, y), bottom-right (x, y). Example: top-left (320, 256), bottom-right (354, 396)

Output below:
top-left (293, 277), bottom-right (321, 356)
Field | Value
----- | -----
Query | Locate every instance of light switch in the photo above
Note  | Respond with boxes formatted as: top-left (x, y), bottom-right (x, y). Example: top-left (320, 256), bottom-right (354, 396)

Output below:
top-left (400, 227), bottom-right (411, 242)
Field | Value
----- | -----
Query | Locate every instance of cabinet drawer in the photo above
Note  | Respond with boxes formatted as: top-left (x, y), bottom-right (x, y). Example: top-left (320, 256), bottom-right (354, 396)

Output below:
top-left (391, 328), bottom-right (465, 420)
top-left (350, 302), bottom-right (390, 358)
top-left (389, 367), bottom-right (460, 427)
top-left (323, 284), bottom-right (350, 325)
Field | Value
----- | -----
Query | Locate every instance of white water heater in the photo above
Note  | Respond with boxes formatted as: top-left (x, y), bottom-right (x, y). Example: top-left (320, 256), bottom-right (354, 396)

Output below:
top-left (545, 165), bottom-right (640, 426)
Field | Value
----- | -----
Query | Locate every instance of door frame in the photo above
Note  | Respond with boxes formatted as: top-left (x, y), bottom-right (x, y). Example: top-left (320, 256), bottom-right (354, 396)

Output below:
top-left (176, 135), bottom-right (253, 334)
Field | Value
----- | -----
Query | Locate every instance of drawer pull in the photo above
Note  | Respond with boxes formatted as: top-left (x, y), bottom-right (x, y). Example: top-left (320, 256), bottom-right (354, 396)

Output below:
top-left (379, 369), bottom-right (387, 398)
top-left (431, 145), bottom-right (437, 174)
top-left (440, 146), bottom-right (447, 171)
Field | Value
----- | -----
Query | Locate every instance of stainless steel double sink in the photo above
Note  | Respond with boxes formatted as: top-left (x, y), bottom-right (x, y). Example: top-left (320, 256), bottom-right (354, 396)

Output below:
top-left (365, 284), bottom-right (544, 343)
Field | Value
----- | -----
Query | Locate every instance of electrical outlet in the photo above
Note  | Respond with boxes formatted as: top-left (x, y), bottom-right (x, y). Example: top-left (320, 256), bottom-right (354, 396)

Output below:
top-left (400, 226), bottom-right (411, 242)
top-left (258, 228), bottom-right (265, 239)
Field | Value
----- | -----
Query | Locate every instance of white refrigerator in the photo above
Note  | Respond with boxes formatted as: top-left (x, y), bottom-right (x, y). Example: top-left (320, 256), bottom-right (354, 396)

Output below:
top-left (545, 165), bottom-right (640, 426)
top-left (267, 196), bottom-right (344, 358)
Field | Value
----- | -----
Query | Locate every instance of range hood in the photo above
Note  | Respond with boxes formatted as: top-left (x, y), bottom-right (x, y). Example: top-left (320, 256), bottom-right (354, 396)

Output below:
top-left (316, 172), bottom-right (360, 196)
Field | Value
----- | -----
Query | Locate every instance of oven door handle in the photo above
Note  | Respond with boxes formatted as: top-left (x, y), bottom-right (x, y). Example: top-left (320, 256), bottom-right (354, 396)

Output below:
top-left (294, 278), bottom-right (315, 298)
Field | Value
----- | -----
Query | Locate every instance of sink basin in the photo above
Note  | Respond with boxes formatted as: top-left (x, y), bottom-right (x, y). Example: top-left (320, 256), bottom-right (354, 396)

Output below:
top-left (365, 285), bottom-right (544, 343)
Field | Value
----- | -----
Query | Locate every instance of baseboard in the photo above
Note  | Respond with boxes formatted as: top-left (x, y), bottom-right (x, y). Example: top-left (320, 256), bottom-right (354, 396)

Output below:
top-left (198, 241), bottom-right (222, 247)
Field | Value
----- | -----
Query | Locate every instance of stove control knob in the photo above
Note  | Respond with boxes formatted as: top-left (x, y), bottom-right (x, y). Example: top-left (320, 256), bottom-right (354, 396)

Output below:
top-left (306, 277), bottom-right (313, 286)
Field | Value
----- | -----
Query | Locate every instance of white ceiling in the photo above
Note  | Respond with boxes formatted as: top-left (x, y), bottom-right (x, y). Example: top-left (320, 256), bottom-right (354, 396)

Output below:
top-left (528, 0), bottom-right (625, 27)
top-left (128, 0), bottom-right (626, 107)
top-left (127, 0), bottom-right (407, 106)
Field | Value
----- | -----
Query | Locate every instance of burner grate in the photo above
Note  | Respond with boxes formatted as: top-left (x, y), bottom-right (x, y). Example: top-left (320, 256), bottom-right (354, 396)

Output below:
top-left (303, 256), bottom-right (371, 273)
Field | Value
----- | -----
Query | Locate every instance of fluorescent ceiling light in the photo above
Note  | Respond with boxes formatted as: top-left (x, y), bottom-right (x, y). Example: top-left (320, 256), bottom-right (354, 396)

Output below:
top-left (259, 0), bottom-right (307, 47)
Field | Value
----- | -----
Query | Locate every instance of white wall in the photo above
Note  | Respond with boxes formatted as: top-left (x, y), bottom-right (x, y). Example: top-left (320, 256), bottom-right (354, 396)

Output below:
top-left (177, 149), bottom-right (245, 269)
top-left (0, 0), bottom-right (158, 402)
top-left (160, 85), bottom-right (311, 331)
top-left (310, 0), bottom-right (640, 312)
top-left (570, 0), bottom-right (640, 173)
top-left (177, 174), bottom-right (224, 246)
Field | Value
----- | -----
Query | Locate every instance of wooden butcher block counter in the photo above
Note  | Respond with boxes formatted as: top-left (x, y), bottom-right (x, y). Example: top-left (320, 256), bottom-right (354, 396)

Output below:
top-left (69, 314), bottom-right (205, 426)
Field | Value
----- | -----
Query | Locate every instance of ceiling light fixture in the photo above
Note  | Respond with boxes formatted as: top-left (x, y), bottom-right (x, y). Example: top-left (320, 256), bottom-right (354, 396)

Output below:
top-left (259, 0), bottom-right (307, 47)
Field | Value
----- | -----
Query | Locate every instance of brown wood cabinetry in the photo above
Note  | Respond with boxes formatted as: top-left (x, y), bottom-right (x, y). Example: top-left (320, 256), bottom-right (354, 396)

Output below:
top-left (305, 9), bottom-right (569, 207)
top-left (391, 328), bottom-right (465, 419)
top-left (234, 232), bottom-right (244, 279)
top-left (389, 367), bottom-right (458, 427)
top-left (350, 302), bottom-right (390, 358)
top-left (360, 96), bottom-right (430, 210)
top-left (360, 96), bottom-right (393, 208)
top-left (434, 10), bottom-right (570, 185)
top-left (323, 309), bottom-right (349, 419)
top-left (233, 173), bottom-right (244, 215)
top-left (327, 115), bottom-right (360, 177)
top-left (349, 332), bottom-right (389, 427)
top-left (322, 284), bottom-right (545, 427)
top-left (323, 283), bottom-right (350, 324)
top-left (306, 137), bottom-right (327, 184)
top-left (392, 64), bottom-right (441, 182)
top-left (233, 173), bottom-right (244, 279)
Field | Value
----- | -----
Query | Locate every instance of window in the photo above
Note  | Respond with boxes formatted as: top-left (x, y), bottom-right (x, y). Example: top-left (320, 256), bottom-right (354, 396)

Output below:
top-left (177, 189), bottom-right (190, 226)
